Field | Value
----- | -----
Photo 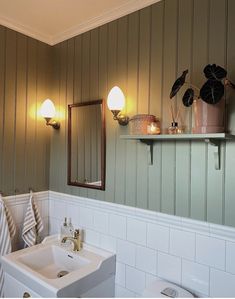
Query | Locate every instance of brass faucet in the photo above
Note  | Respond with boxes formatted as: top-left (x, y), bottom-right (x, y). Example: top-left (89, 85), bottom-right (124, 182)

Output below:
top-left (61, 229), bottom-right (82, 251)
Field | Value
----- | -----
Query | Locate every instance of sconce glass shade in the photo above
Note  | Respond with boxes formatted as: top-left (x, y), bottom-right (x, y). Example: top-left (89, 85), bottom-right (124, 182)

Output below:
top-left (107, 86), bottom-right (125, 111)
top-left (40, 99), bottom-right (56, 118)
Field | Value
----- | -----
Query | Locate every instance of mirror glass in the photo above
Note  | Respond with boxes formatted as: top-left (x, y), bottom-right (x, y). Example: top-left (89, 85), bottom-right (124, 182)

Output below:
top-left (68, 100), bottom-right (105, 190)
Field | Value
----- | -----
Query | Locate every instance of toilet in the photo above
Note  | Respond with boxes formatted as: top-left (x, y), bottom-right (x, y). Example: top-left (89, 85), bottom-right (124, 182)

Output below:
top-left (142, 280), bottom-right (194, 298)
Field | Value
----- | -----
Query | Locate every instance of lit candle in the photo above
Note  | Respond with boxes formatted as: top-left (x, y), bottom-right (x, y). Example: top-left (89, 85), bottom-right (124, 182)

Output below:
top-left (147, 122), bottom-right (160, 135)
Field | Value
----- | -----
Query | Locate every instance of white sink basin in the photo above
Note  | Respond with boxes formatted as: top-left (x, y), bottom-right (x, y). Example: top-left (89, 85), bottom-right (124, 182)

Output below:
top-left (18, 244), bottom-right (90, 279)
top-left (1, 235), bottom-right (116, 297)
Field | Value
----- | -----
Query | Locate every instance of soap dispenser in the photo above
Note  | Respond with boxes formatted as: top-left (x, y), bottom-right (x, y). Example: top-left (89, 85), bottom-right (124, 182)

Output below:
top-left (68, 218), bottom-right (74, 236)
top-left (60, 217), bottom-right (68, 240)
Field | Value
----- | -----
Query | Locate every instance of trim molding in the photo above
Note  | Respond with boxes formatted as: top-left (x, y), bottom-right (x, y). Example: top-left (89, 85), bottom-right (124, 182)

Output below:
top-left (50, 0), bottom-right (161, 45)
top-left (49, 190), bottom-right (235, 242)
top-left (0, 0), bottom-right (161, 46)
top-left (3, 191), bottom-right (49, 206)
top-left (0, 15), bottom-right (51, 45)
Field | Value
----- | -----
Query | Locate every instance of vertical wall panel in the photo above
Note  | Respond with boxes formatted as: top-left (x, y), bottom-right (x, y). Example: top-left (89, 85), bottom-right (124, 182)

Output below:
top-left (136, 7), bottom-right (151, 209)
top-left (161, 0), bottom-right (178, 214)
top-left (175, 0), bottom-right (193, 217)
top-left (2, 29), bottom-right (17, 194)
top-left (206, 0), bottom-right (227, 224)
top-left (15, 34), bottom-right (27, 193)
top-left (96, 25), bottom-right (107, 202)
top-left (190, 0), bottom-right (209, 221)
top-left (148, 2), bottom-right (164, 211)
top-left (115, 17), bottom-right (128, 205)
top-left (105, 21), bottom-right (117, 203)
top-left (88, 29), bottom-right (99, 199)
top-left (125, 12), bottom-right (139, 208)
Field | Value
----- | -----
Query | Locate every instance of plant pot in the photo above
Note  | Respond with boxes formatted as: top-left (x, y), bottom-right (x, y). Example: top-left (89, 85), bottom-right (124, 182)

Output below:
top-left (193, 98), bottom-right (225, 133)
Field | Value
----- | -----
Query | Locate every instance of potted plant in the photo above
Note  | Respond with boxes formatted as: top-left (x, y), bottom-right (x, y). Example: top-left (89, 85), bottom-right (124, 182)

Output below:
top-left (170, 64), bottom-right (235, 133)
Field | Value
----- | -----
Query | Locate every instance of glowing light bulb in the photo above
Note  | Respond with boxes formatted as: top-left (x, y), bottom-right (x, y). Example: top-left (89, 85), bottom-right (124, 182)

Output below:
top-left (40, 99), bottom-right (56, 118)
top-left (107, 86), bottom-right (125, 111)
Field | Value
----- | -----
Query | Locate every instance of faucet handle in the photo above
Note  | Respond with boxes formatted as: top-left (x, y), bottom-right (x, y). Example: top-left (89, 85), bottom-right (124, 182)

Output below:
top-left (73, 229), bottom-right (80, 238)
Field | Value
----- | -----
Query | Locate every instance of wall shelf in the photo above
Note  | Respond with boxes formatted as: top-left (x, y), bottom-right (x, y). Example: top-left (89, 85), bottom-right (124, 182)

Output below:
top-left (120, 133), bottom-right (235, 169)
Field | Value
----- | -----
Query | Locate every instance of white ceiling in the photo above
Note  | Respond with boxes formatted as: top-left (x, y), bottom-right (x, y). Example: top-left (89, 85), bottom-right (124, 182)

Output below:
top-left (0, 0), bottom-right (160, 45)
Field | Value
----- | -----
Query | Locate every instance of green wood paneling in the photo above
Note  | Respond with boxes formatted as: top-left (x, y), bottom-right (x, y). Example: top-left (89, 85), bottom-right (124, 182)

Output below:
top-left (0, 27), bottom-right (51, 196)
top-left (18, 0), bottom-right (234, 228)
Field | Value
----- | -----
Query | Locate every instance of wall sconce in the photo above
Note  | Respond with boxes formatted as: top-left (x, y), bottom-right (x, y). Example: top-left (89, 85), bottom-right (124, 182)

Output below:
top-left (107, 86), bottom-right (129, 126)
top-left (40, 99), bottom-right (60, 129)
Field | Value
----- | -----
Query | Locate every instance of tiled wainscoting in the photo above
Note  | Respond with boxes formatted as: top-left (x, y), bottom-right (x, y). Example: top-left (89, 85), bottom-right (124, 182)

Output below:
top-left (4, 192), bottom-right (49, 250)
top-left (48, 191), bottom-right (235, 298)
top-left (4, 191), bottom-right (235, 297)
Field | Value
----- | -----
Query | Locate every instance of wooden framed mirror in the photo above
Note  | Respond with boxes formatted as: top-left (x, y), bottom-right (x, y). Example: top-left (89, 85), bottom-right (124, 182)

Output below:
top-left (68, 100), bottom-right (106, 190)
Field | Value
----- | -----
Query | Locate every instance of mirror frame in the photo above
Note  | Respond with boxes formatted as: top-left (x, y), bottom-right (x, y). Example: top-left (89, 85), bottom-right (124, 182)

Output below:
top-left (67, 99), bottom-right (106, 190)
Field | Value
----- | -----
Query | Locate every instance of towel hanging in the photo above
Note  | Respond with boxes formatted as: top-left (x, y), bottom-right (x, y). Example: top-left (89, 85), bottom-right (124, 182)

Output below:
top-left (22, 191), bottom-right (43, 247)
top-left (0, 194), bottom-right (16, 298)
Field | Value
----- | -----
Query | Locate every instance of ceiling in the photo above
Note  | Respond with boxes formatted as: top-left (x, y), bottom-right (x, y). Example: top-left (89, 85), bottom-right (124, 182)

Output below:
top-left (0, 0), bottom-right (159, 45)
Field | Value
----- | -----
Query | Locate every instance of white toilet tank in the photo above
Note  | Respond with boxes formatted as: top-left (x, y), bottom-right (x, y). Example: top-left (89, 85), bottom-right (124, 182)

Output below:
top-left (142, 280), bottom-right (194, 298)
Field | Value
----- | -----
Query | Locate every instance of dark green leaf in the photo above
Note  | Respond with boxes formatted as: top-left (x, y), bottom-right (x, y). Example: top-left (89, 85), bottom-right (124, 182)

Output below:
top-left (170, 70), bottom-right (188, 99)
top-left (200, 80), bottom-right (224, 104)
top-left (203, 64), bottom-right (227, 81)
top-left (182, 88), bottom-right (194, 107)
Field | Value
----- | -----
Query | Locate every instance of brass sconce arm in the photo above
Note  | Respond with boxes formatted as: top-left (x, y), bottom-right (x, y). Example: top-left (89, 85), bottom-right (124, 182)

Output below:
top-left (111, 110), bottom-right (129, 126)
top-left (45, 117), bottom-right (60, 129)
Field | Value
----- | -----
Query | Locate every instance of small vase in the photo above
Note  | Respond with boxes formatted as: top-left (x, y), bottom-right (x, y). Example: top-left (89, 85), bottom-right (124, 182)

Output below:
top-left (193, 98), bottom-right (225, 133)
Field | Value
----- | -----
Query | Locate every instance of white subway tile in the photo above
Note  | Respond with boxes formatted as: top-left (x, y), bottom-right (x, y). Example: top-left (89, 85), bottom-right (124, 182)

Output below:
top-left (116, 239), bottom-right (135, 266)
top-left (147, 223), bottom-right (169, 253)
top-left (41, 217), bottom-right (49, 238)
top-left (136, 245), bottom-right (157, 275)
top-left (99, 234), bottom-right (117, 253)
top-left (182, 260), bottom-right (209, 295)
top-left (126, 266), bottom-right (146, 295)
top-left (10, 205), bottom-right (22, 224)
top-left (158, 252), bottom-right (181, 284)
top-left (115, 262), bottom-right (126, 287)
top-left (127, 218), bottom-right (146, 246)
top-left (50, 200), bottom-right (67, 220)
top-left (67, 204), bottom-right (80, 227)
top-left (41, 199), bottom-right (49, 218)
top-left (210, 268), bottom-right (235, 297)
top-left (115, 285), bottom-right (136, 298)
top-left (93, 210), bottom-right (109, 233)
top-left (170, 229), bottom-right (195, 260)
top-left (109, 214), bottom-right (126, 239)
top-left (49, 217), bottom-right (60, 235)
top-left (80, 207), bottom-right (93, 229)
top-left (226, 241), bottom-right (235, 274)
top-left (84, 229), bottom-right (100, 246)
top-left (196, 235), bottom-right (225, 270)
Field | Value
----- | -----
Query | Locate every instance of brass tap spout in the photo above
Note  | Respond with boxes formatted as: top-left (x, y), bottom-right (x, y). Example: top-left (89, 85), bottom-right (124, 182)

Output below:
top-left (61, 229), bottom-right (82, 251)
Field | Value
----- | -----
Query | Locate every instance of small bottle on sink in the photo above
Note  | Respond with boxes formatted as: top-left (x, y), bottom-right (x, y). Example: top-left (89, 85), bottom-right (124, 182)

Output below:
top-left (68, 218), bottom-right (74, 236)
top-left (60, 217), bottom-right (68, 241)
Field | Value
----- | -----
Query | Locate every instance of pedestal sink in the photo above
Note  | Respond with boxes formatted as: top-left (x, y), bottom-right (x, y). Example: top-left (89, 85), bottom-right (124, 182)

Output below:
top-left (1, 235), bottom-right (116, 297)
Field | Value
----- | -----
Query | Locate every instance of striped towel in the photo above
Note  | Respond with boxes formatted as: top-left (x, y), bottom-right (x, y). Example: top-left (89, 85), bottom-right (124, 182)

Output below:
top-left (22, 193), bottom-right (43, 247)
top-left (0, 194), bottom-right (16, 298)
